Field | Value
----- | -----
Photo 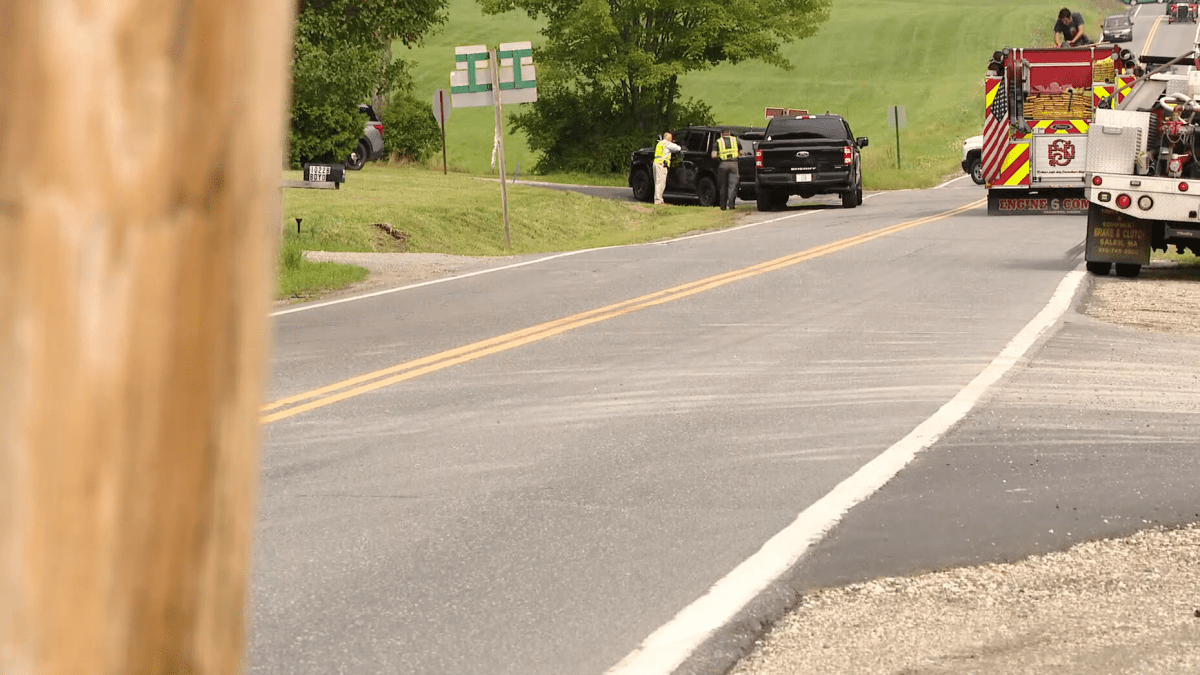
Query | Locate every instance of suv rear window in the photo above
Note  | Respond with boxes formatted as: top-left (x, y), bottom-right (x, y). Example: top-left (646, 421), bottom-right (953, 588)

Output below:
top-left (765, 117), bottom-right (849, 141)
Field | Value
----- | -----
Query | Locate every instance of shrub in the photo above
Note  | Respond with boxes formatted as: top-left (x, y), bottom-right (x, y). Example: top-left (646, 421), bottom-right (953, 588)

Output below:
top-left (510, 82), bottom-right (714, 174)
top-left (381, 93), bottom-right (442, 162)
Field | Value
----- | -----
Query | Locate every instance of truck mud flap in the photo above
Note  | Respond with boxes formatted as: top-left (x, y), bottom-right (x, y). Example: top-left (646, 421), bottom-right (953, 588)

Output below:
top-left (986, 190), bottom-right (1089, 216)
top-left (1086, 204), bottom-right (1151, 265)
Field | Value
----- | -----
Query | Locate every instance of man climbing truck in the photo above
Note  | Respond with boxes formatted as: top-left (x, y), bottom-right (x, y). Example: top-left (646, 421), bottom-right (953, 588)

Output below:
top-left (982, 44), bottom-right (1138, 215)
top-left (1083, 50), bottom-right (1200, 278)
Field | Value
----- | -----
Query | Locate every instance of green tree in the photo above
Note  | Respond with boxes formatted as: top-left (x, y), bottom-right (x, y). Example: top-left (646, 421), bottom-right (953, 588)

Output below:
top-left (479, 0), bottom-right (830, 173)
top-left (290, 0), bottom-right (447, 167)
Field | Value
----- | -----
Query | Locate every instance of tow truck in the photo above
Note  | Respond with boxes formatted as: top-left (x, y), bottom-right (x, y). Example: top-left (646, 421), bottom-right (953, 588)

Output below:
top-left (1083, 50), bottom-right (1200, 277)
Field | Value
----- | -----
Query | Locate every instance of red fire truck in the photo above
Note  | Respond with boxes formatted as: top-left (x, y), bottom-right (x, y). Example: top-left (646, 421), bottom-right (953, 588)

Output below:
top-left (983, 45), bottom-right (1138, 215)
top-left (1167, 2), bottom-right (1198, 24)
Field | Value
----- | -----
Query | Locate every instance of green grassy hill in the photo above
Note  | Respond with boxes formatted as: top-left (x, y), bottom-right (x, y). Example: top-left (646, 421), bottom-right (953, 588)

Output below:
top-left (402, 0), bottom-right (1125, 187)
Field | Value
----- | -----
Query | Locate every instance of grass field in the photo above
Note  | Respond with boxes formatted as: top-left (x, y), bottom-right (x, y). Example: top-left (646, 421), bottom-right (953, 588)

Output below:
top-left (281, 166), bottom-right (733, 256)
top-left (403, 0), bottom-right (1127, 187)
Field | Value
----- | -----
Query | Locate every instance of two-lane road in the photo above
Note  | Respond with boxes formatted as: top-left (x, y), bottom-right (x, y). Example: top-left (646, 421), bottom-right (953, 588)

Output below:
top-left (247, 21), bottom-right (1200, 671)
top-left (249, 178), bottom-right (1146, 675)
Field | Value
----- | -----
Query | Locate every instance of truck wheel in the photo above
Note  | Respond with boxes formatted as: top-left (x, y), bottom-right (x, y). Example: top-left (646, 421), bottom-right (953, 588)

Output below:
top-left (630, 169), bottom-right (653, 202)
top-left (969, 156), bottom-right (984, 185)
top-left (1115, 263), bottom-right (1142, 278)
top-left (697, 176), bottom-right (718, 207)
top-left (756, 189), bottom-right (774, 211)
top-left (841, 189), bottom-right (858, 209)
top-left (1086, 261), bottom-right (1112, 276)
top-left (771, 190), bottom-right (789, 209)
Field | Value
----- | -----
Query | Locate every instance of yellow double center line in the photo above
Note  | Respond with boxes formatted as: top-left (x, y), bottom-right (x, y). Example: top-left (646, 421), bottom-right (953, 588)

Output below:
top-left (262, 199), bottom-right (985, 424)
top-left (1142, 15), bottom-right (1164, 52)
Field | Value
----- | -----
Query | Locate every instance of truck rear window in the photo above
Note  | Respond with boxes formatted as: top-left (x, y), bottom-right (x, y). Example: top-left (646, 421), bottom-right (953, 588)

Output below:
top-left (765, 118), bottom-right (848, 141)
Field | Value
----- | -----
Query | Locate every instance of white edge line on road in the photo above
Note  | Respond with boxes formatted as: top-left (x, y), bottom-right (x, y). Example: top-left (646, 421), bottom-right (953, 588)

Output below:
top-left (605, 268), bottom-right (1088, 675)
top-left (936, 173), bottom-right (971, 189)
top-left (270, 249), bottom-right (596, 316)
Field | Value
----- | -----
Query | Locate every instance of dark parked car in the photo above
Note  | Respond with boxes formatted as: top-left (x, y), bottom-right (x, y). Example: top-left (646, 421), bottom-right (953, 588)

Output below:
top-left (346, 104), bottom-right (385, 170)
top-left (1101, 14), bottom-right (1134, 41)
top-left (628, 126), bottom-right (765, 205)
top-left (753, 114), bottom-right (867, 210)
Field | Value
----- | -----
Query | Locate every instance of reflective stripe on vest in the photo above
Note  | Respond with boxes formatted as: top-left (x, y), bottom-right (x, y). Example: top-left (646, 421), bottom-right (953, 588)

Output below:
top-left (717, 135), bottom-right (738, 160)
top-left (654, 140), bottom-right (670, 165)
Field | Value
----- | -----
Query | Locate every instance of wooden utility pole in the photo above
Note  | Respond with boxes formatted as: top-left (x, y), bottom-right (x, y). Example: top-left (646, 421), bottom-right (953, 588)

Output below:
top-left (0, 1), bottom-right (293, 674)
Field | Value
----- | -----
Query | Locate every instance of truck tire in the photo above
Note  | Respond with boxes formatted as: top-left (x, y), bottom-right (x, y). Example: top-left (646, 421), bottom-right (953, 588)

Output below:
top-left (756, 185), bottom-right (775, 211)
top-left (771, 190), bottom-right (789, 210)
top-left (969, 154), bottom-right (984, 185)
top-left (841, 189), bottom-right (858, 209)
top-left (1115, 263), bottom-right (1142, 278)
top-left (1086, 261), bottom-right (1112, 276)
top-left (697, 176), bottom-right (718, 207)
top-left (630, 169), bottom-right (653, 202)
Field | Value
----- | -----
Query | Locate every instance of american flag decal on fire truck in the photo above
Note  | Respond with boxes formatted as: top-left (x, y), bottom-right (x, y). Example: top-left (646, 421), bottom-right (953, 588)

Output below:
top-left (983, 77), bottom-right (1008, 184)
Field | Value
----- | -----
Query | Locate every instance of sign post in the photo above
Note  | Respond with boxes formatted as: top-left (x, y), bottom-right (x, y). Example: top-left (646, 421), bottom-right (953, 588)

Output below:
top-left (431, 88), bottom-right (451, 175)
top-left (488, 50), bottom-right (511, 250)
top-left (887, 105), bottom-right (906, 169)
top-left (450, 42), bottom-right (537, 251)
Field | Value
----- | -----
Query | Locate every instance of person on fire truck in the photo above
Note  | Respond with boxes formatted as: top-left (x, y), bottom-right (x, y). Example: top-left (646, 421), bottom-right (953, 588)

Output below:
top-left (1054, 8), bottom-right (1092, 47)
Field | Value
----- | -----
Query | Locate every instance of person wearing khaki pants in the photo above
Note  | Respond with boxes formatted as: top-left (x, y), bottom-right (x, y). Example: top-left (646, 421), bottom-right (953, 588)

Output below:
top-left (653, 131), bottom-right (681, 205)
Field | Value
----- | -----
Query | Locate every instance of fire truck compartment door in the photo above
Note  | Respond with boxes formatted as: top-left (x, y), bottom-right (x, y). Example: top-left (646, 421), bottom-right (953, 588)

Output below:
top-left (1031, 133), bottom-right (1087, 182)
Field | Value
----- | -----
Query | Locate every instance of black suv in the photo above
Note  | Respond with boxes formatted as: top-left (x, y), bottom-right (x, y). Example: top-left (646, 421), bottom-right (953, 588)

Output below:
top-left (628, 126), bottom-right (765, 205)
top-left (754, 114), bottom-right (867, 210)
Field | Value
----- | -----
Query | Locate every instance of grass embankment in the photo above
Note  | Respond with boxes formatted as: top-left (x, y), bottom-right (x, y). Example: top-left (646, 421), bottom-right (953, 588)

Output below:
top-left (404, 0), bottom-right (1127, 188)
top-left (276, 165), bottom-right (733, 298)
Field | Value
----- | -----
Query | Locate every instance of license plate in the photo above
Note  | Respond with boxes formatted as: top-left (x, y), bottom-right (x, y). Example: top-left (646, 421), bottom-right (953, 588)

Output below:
top-left (795, 174), bottom-right (812, 182)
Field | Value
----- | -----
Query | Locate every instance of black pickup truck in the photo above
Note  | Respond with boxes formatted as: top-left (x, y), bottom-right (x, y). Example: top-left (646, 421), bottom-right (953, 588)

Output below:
top-left (754, 114), bottom-right (868, 210)
top-left (628, 126), bottom-right (765, 205)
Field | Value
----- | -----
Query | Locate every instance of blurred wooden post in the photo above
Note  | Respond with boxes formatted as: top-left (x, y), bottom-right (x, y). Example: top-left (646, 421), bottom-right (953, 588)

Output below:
top-left (0, 1), bottom-right (294, 674)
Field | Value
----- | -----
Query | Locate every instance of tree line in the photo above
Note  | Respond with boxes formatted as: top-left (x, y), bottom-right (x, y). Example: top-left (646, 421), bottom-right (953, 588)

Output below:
top-left (290, 0), bottom-right (831, 172)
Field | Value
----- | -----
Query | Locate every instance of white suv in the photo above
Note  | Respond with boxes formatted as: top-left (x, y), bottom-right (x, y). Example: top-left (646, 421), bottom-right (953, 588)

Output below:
top-left (961, 135), bottom-right (983, 184)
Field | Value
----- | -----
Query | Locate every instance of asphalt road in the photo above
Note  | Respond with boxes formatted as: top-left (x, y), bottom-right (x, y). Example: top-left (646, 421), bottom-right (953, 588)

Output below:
top-left (245, 16), bottom-right (1200, 673)
top-left (245, 169), bottom-right (1196, 675)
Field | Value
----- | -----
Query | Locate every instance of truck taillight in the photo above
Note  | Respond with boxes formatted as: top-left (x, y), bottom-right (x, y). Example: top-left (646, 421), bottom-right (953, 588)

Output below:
top-left (843, 145), bottom-right (852, 165)
top-left (756, 149), bottom-right (763, 169)
top-left (1116, 194), bottom-right (1132, 209)
top-left (1138, 196), bottom-right (1154, 210)
top-left (1180, 182), bottom-right (1190, 192)
top-left (1092, 175), bottom-right (1103, 186)
top-left (373, 123), bottom-right (384, 135)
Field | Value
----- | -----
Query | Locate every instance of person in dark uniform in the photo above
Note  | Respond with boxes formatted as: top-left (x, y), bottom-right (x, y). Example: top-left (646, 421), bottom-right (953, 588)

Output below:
top-left (1054, 8), bottom-right (1092, 47)
top-left (711, 128), bottom-right (740, 210)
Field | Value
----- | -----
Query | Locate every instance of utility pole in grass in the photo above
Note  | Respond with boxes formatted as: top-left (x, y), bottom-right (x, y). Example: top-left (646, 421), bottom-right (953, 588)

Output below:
top-left (450, 42), bottom-right (538, 251)
top-left (0, 1), bottom-right (293, 673)
top-left (888, 105), bottom-right (906, 170)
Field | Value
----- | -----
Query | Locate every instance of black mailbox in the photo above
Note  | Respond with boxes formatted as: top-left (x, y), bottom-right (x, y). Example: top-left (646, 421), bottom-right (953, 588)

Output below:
top-left (302, 163), bottom-right (346, 184)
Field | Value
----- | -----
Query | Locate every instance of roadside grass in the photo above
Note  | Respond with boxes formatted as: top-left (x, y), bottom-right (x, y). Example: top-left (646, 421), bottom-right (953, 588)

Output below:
top-left (281, 164), bottom-right (733, 257)
top-left (403, 0), bottom-right (1126, 188)
top-left (276, 234), bottom-right (369, 300)
top-left (1153, 249), bottom-right (1200, 265)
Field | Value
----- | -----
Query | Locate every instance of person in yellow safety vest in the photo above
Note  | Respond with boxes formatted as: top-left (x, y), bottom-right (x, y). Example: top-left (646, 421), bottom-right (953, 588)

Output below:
top-left (653, 131), bottom-right (682, 205)
top-left (711, 128), bottom-right (740, 210)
